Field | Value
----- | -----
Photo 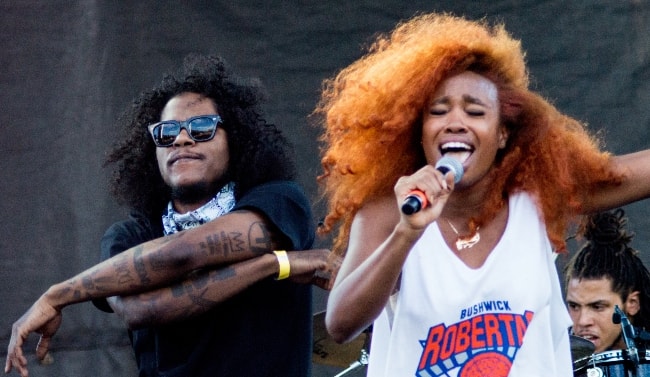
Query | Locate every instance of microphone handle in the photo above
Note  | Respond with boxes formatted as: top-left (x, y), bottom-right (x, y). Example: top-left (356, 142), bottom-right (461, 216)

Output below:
top-left (401, 191), bottom-right (426, 215)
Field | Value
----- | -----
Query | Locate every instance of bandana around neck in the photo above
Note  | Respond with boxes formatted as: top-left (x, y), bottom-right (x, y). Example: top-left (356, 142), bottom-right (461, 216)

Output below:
top-left (162, 182), bottom-right (236, 235)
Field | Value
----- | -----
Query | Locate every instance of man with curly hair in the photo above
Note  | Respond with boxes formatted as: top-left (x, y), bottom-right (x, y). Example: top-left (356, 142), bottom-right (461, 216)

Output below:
top-left (315, 13), bottom-right (650, 376)
top-left (565, 209), bottom-right (650, 356)
top-left (6, 54), bottom-right (329, 377)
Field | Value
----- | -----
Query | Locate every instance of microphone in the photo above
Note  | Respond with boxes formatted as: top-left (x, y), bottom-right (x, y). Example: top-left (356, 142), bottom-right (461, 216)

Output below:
top-left (401, 156), bottom-right (464, 215)
top-left (613, 305), bottom-right (640, 369)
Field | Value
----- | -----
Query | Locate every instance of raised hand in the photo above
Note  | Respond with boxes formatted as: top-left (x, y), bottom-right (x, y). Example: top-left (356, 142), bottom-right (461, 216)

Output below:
top-left (394, 164), bottom-right (456, 230)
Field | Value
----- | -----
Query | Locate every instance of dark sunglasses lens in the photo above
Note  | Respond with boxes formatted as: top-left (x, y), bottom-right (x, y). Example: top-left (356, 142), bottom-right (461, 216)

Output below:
top-left (189, 117), bottom-right (218, 141)
top-left (154, 122), bottom-right (181, 146)
top-left (151, 116), bottom-right (219, 146)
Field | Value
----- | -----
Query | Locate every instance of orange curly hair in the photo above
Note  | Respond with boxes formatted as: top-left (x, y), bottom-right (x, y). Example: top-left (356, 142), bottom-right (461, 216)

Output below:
top-left (315, 13), bottom-right (622, 258)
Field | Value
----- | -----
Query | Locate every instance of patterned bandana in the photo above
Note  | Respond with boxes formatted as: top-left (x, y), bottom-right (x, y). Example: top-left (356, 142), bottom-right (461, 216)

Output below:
top-left (162, 182), bottom-right (236, 235)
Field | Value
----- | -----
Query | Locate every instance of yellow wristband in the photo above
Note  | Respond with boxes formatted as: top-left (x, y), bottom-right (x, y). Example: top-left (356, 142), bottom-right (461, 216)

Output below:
top-left (273, 250), bottom-right (290, 280)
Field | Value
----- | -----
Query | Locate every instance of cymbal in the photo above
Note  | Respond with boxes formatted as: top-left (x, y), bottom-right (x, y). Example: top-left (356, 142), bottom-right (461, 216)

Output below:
top-left (570, 334), bottom-right (595, 361)
top-left (312, 311), bottom-right (369, 368)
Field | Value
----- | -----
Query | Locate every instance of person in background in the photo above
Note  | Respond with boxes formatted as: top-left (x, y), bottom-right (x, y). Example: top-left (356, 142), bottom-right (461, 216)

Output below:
top-left (565, 208), bottom-right (650, 354)
top-left (6, 54), bottom-right (329, 377)
top-left (313, 13), bottom-right (650, 376)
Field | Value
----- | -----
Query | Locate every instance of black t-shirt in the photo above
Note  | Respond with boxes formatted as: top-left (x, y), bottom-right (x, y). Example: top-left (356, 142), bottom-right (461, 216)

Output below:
top-left (94, 181), bottom-right (315, 377)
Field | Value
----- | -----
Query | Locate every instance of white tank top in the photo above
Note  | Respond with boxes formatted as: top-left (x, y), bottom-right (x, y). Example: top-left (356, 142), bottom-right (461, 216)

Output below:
top-left (367, 193), bottom-right (572, 377)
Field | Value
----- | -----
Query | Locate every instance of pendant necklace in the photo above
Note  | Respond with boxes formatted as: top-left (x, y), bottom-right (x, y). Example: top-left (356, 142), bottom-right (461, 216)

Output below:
top-left (447, 220), bottom-right (481, 250)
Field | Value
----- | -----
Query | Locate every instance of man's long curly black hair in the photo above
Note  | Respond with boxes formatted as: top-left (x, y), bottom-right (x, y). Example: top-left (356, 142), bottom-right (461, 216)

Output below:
top-left (565, 209), bottom-right (650, 331)
top-left (105, 54), bottom-right (296, 217)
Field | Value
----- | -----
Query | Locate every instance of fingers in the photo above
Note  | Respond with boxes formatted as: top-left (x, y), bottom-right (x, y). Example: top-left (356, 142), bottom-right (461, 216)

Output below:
top-left (4, 354), bottom-right (13, 374)
top-left (311, 275), bottom-right (333, 291)
top-left (5, 302), bottom-right (62, 377)
top-left (395, 165), bottom-right (455, 226)
top-left (396, 165), bottom-right (450, 204)
top-left (6, 323), bottom-right (28, 376)
top-left (284, 249), bottom-right (332, 286)
top-left (35, 337), bottom-right (51, 361)
top-left (5, 347), bottom-right (28, 377)
top-left (287, 249), bottom-right (329, 273)
top-left (5, 335), bottom-right (54, 376)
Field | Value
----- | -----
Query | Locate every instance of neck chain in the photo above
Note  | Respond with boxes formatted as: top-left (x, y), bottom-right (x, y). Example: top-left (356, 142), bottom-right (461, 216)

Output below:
top-left (446, 220), bottom-right (481, 251)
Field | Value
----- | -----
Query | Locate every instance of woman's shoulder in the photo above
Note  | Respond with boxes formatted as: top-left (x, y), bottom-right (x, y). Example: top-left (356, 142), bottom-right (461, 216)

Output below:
top-left (353, 194), bottom-right (400, 231)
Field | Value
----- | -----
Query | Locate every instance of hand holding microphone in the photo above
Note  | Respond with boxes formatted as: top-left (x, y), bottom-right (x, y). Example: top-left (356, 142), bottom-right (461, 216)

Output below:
top-left (401, 157), bottom-right (464, 215)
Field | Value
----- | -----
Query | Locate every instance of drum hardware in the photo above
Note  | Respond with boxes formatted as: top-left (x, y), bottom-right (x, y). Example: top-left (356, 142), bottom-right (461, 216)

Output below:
top-left (614, 305), bottom-right (640, 372)
top-left (333, 326), bottom-right (372, 377)
top-left (573, 350), bottom-right (650, 377)
top-left (333, 348), bottom-right (369, 377)
top-left (583, 357), bottom-right (604, 377)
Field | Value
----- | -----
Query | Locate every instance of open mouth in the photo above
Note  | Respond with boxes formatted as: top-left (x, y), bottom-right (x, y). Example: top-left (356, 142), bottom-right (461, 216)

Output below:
top-left (440, 142), bottom-right (473, 163)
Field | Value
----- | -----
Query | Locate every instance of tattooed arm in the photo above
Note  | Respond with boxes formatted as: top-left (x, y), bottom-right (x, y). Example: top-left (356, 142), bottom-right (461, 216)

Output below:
top-left (5, 210), bottom-right (287, 376)
top-left (108, 248), bottom-right (329, 329)
top-left (71, 210), bottom-right (278, 304)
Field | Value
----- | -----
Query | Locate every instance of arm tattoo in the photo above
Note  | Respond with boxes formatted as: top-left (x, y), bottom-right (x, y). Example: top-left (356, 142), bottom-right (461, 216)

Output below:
top-left (199, 231), bottom-right (244, 257)
top-left (170, 267), bottom-right (236, 299)
top-left (131, 219), bottom-right (275, 285)
top-left (67, 270), bottom-right (104, 300)
top-left (201, 233), bottom-right (224, 256)
top-left (211, 266), bottom-right (236, 281)
top-left (249, 221), bottom-right (273, 254)
top-left (198, 221), bottom-right (271, 257)
top-left (133, 246), bottom-right (151, 285)
top-left (147, 232), bottom-right (196, 272)
top-left (230, 231), bottom-right (245, 253)
top-left (113, 254), bottom-right (135, 286)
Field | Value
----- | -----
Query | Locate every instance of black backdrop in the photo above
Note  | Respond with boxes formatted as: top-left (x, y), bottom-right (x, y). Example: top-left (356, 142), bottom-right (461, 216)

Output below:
top-left (2, 1), bottom-right (649, 376)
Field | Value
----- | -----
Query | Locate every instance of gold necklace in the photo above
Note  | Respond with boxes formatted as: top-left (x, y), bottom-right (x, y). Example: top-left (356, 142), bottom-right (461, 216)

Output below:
top-left (446, 220), bottom-right (481, 250)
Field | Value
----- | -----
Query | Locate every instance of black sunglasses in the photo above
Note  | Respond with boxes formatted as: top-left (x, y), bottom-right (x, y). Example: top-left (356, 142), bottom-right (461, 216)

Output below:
top-left (148, 115), bottom-right (222, 147)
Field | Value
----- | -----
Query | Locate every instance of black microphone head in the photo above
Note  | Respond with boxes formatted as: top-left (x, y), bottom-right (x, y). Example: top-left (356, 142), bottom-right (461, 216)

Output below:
top-left (613, 305), bottom-right (623, 324)
top-left (435, 156), bottom-right (464, 184)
